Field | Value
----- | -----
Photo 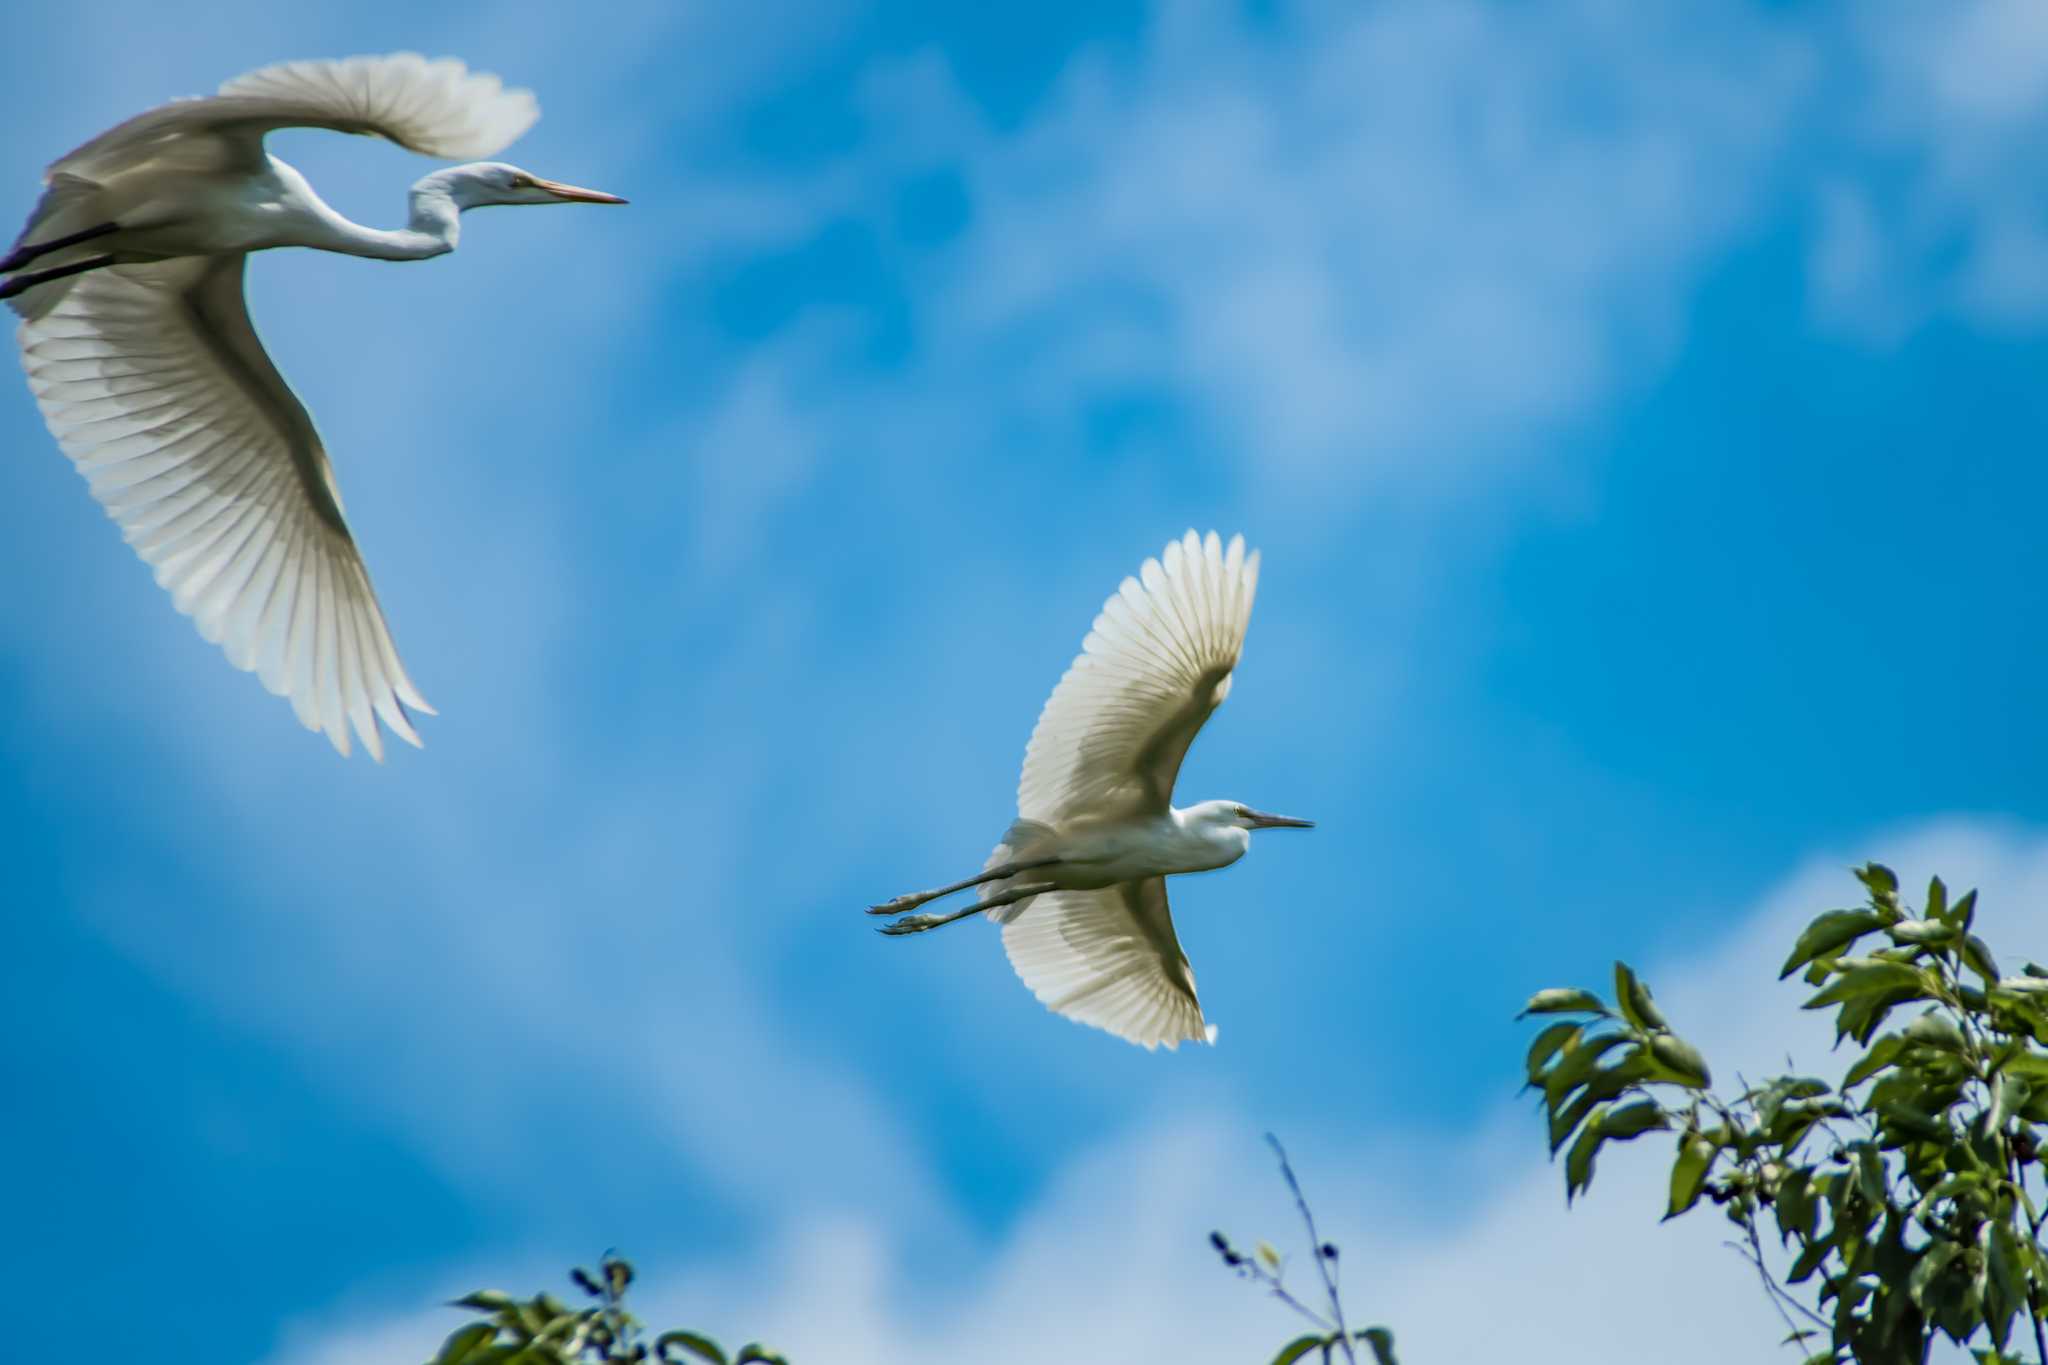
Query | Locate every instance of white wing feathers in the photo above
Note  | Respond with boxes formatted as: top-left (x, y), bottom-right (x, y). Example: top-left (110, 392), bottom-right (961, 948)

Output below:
top-left (997, 530), bottom-right (1261, 1049)
top-left (1001, 882), bottom-right (1215, 1050)
top-left (18, 256), bottom-right (430, 758)
top-left (216, 53), bottom-right (539, 159)
top-left (1017, 529), bottom-right (1259, 821)
top-left (48, 52), bottom-right (538, 182)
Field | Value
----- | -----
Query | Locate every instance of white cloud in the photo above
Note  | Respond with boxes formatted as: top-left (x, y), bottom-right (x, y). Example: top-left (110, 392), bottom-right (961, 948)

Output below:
top-left (264, 817), bottom-right (2048, 1365)
top-left (1811, 0), bottom-right (2048, 336)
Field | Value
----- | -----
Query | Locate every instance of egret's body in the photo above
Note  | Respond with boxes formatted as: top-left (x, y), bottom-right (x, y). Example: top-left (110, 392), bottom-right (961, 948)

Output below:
top-left (871, 531), bottom-right (1312, 1051)
top-left (4, 53), bottom-right (624, 757)
top-left (1014, 807), bottom-right (1252, 889)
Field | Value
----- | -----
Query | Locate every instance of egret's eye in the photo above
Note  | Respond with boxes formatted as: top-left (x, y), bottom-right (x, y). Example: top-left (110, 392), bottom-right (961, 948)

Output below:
top-left (507, 173), bottom-right (533, 189)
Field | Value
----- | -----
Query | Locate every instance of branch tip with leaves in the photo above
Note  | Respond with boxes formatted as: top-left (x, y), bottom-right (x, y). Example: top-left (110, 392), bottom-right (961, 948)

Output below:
top-left (1523, 866), bottom-right (2048, 1364)
top-left (432, 1254), bottom-right (788, 1365)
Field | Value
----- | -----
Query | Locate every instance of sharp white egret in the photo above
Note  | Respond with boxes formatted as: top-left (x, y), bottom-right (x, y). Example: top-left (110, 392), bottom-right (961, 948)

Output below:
top-left (4, 53), bottom-right (625, 758)
top-left (870, 530), bottom-right (1312, 1050)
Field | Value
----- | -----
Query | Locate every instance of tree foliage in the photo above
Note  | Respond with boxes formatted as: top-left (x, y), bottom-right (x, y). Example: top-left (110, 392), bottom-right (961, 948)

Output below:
top-left (429, 1254), bottom-right (787, 1365)
top-left (1523, 865), bottom-right (2048, 1363)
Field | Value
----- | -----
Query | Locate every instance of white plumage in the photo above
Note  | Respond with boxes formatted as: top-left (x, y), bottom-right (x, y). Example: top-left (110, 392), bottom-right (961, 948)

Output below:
top-left (45, 53), bottom-right (539, 188)
top-left (5, 53), bottom-right (623, 757)
top-left (20, 255), bottom-right (429, 754)
top-left (871, 531), bottom-right (1313, 1050)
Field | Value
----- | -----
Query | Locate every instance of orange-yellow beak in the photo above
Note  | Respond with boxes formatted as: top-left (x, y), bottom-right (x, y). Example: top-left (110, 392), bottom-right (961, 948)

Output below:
top-left (534, 177), bottom-right (628, 205)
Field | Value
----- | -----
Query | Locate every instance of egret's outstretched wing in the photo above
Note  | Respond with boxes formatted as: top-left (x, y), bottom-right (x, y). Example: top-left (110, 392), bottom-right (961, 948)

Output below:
top-left (17, 254), bottom-right (430, 758)
top-left (46, 52), bottom-right (538, 183)
top-left (1017, 530), bottom-right (1259, 821)
top-left (1000, 879), bottom-right (1213, 1050)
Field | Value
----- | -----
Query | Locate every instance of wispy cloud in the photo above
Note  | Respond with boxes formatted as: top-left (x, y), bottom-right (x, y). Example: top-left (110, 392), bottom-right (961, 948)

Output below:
top-left (1809, 0), bottom-right (2048, 337)
top-left (666, 0), bottom-right (1813, 527)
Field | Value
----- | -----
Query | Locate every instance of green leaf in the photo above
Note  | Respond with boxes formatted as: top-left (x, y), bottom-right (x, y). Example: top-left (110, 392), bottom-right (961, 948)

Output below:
top-left (534, 1314), bottom-right (580, 1346)
top-left (1903, 1011), bottom-right (1967, 1052)
top-left (1876, 1101), bottom-right (1949, 1144)
top-left (1524, 1020), bottom-right (1581, 1085)
top-left (1831, 986), bottom-right (1918, 1046)
top-left (1843, 1034), bottom-right (1906, 1089)
top-left (1548, 1084), bottom-right (1604, 1154)
top-left (1269, 1337), bottom-right (1325, 1365)
top-left (1647, 1033), bottom-right (1713, 1088)
top-left (1781, 910), bottom-right (1886, 978)
top-left (1666, 1134), bottom-right (1716, 1220)
top-left (1566, 1110), bottom-right (1606, 1202)
top-left (1614, 962), bottom-right (1669, 1032)
top-left (1854, 1144), bottom-right (1888, 1207)
top-left (658, 1331), bottom-right (730, 1365)
top-left (1909, 1240), bottom-right (1961, 1310)
top-left (1775, 1167), bottom-right (1817, 1243)
top-left (1357, 1327), bottom-right (1399, 1365)
top-left (1787, 1236), bottom-right (1830, 1283)
top-left (1542, 1031), bottom-right (1631, 1108)
top-left (1858, 863), bottom-right (1899, 900)
top-left (451, 1292), bottom-right (517, 1313)
top-left (1520, 988), bottom-right (1607, 1018)
top-left (1599, 1099), bottom-right (1668, 1141)
top-left (1924, 876), bottom-right (1948, 922)
top-left (1984, 1220), bottom-right (2025, 1351)
top-left (1989, 1075), bottom-right (2032, 1132)
top-left (734, 1347), bottom-right (790, 1365)
top-left (1803, 962), bottom-right (1929, 1010)
top-left (434, 1324), bottom-right (498, 1365)
top-left (456, 1347), bottom-right (523, 1365)
top-left (1961, 934), bottom-right (2002, 985)
top-left (1889, 919), bottom-right (1956, 946)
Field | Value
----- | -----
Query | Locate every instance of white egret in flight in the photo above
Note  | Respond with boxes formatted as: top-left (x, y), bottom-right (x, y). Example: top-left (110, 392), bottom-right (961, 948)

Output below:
top-left (3, 53), bottom-right (625, 758)
top-left (870, 530), bottom-right (1312, 1050)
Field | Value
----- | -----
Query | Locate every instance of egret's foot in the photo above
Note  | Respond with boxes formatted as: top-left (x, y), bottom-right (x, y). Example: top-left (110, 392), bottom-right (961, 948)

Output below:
top-left (878, 913), bottom-right (943, 935)
top-left (867, 893), bottom-right (933, 915)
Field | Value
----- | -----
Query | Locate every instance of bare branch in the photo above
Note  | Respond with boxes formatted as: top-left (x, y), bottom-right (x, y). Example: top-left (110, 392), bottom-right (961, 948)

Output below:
top-left (1268, 1134), bottom-right (1357, 1365)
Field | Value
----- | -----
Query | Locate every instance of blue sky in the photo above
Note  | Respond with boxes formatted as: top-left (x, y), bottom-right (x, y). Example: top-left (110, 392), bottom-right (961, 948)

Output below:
top-left (6, 1), bottom-right (2048, 1360)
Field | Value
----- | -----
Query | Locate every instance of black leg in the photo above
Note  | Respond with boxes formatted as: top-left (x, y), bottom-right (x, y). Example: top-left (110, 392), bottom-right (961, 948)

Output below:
top-left (0, 221), bottom-right (119, 274)
top-left (0, 253), bottom-right (119, 301)
top-left (877, 880), bottom-right (1059, 935)
top-left (867, 856), bottom-right (1062, 915)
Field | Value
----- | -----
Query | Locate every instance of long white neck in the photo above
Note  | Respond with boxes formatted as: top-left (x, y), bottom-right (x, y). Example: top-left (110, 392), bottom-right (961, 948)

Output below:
top-left (310, 175), bottom-right (462, 262)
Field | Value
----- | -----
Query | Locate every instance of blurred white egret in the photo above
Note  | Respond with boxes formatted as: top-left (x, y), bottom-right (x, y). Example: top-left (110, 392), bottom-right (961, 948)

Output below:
top-left (871, 530), bottom-right (1312, 1050)
top-left (3, 53), bottom-right (625, 758)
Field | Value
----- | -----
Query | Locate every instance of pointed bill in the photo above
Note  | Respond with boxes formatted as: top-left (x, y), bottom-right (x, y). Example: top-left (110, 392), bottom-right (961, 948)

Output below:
top-left (1245, 809), bottom-right (1314, 829)
top-left (533, 176), bottom-right (627, 204)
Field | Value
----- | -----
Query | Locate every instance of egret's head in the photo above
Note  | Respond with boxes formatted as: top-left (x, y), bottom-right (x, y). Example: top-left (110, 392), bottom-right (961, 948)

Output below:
top-left (444, 162), bottom-right (628, 209)
top-left (1191, 800), bottom-right (1315, 832)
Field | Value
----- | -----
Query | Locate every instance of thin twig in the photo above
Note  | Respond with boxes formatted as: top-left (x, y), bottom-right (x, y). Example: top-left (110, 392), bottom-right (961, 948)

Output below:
top-left (1254, 1265), bottom-right (1339, 1334)
top-left (1735, 1214), bottom-right (1829, 1332)
top-left (1268, 1134), bottom-right (1357, 1365)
